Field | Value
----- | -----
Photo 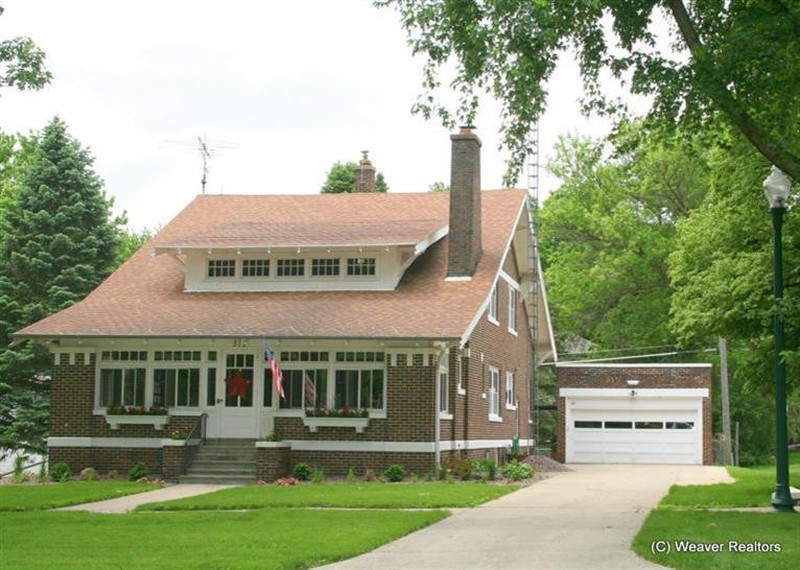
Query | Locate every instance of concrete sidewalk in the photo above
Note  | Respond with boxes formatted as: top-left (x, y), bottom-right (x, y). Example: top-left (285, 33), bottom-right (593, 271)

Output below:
top-left (319, 464), bottom-right (733, 570)
top-left (56, 484), bottom-right (233, 513)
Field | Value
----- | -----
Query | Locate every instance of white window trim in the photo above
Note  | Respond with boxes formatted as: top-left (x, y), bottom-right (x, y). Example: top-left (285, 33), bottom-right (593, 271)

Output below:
top-left (438, 360), bottom-right (450, 418)
top-left (505, 371), bottom-right (517, 410)
top-left (488, 366), bottom-right (501, 420)
top-left (507, 284), bottom-right (517, 335)
top-left (488, 283), bottom-right (499, 325)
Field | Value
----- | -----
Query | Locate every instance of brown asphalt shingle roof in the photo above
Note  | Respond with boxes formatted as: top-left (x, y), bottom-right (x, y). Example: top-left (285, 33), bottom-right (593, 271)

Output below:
top-left (15, 190), bottom-right (528, 341)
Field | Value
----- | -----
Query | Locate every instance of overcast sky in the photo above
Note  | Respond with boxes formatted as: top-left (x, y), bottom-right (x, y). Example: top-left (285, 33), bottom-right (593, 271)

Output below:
top-left (2, 0), bottom-right (619, 231)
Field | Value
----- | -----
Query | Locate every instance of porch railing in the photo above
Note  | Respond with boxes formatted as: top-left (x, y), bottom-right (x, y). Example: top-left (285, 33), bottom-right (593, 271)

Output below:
top-left (185, 412), bottom-right (208, 446)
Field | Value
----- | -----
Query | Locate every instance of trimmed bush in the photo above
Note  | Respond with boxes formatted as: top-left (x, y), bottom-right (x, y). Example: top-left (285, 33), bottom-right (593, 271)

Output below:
top-left (383, 464), bottom-right (406, 482)
top-left (128, 461), bottom-right (149, 481)
top-left (80, 467), bottom-right (98, 481)
top-left (501, 460), bottom-right (535, 481)
top-left (292, 462), bottom-right (313, 481)
top-left (49, 462), bottom-right (71, 482)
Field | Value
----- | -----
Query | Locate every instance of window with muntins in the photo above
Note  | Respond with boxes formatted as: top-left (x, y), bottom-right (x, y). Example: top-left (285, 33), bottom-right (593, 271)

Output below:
top-left (334, 369), bottom-right (384, 410)
top-left (505, 371), bottom-right (516, 409)
top-left (277, 258), bottom-right (305, 277)
top-left (508, 285), bottom-right (517, 333)
top-left (208, 259), bottom-right (236, 277)
top-left (312, 258), bottom-right (340, 276)
top-left (153, 368), bottom-right (200, 407)
top-left (347, 257), bottom-right (376, 276)
top-left (489, 283), bottom-right (498, 322)
top-left (489, 367), bottom-right (500, 417)
top-left (242, 259), bottom-right (269, 277)
top-left (277, 369), bottom-right (328, 409)
top-left (100, 368), bottom-right (146, 407)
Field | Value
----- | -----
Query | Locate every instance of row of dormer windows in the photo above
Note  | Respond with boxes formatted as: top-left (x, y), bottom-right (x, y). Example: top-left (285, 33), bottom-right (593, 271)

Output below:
top-left (206, 257), bottom-right (377, 279)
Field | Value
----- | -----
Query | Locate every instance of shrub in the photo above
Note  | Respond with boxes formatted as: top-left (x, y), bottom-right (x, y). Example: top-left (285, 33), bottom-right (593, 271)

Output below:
top-left (38, 461), bottom-right (47, 483)
top-left (453, 458), bottom-right (474, 481)
top-left (363, 468), bottom-right (377, 482)
top-left (383, 464), bottom-right (406, 482)
top-left (292, 462), bottom-right (313, 481)
top-left (80, 467), bottom-right (98, 481)
top-left (312, 469), bottom-right (324, 484)
top-left (128, 461), bottom-right (149, 481)
top-left (509, 436), bottom-right (522, 461)
top-left (49, 462), bottom-right (72, 482)
top-left (346, 467), bottom-right (357, 483)
top-left (438, 467), bottom-right (450, 481)
top-left (410, 472), bottom-right (419, 483)
top-left (501, 460), bottom-right (535, 481)
top-left (474, 458), bottom-right (498, 481)
top-left (13, 455), bottom-right (28, 484)
top-left (107, 469), bottom-right (120, 480)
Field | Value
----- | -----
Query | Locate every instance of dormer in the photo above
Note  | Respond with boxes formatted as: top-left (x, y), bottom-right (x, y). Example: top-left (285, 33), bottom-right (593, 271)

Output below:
top-left (153, 218), bottom-right (448, 292)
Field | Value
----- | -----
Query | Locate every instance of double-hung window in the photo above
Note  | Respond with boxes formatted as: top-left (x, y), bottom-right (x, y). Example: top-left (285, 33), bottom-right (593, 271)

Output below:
top-left (488, 367), bottom-right (501, 420)
top-left (334, 369), bottom-right (384, 410)
top-left (505, 371), bottom-right (516, 410)
top-left (153, 368), bottom-right (200, 408)
top-left (508, 285), bottom-right (517, 334)
top-left (100, 368), bottom-right (146, 407)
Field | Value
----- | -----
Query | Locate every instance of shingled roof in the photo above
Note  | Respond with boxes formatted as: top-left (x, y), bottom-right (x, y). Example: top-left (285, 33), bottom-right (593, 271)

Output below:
top-left (15, 189), bottom-right (529, 342)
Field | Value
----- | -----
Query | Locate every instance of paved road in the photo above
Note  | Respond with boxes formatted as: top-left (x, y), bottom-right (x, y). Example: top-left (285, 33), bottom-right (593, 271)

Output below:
top-left (319, 464), bottom-right (733, 570)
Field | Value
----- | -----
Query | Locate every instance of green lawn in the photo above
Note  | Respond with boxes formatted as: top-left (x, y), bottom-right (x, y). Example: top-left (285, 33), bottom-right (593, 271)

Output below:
top-left (0, 508), bottom-right (448, 569)
top-left (0, 481), bottom-right (162, 512)
top-left (139, 481), bottom-right (517, 511)
top-left (633, 455), bottom-right (800, 569)
top-left (661, 458), bottom-right (800, 509)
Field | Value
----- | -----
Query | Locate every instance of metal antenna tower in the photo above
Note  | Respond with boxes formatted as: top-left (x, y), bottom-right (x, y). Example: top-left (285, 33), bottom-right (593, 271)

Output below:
top-left (198, 136), bottom-right (211, 194)
top-left (526, 121), bottom-right (542, 451)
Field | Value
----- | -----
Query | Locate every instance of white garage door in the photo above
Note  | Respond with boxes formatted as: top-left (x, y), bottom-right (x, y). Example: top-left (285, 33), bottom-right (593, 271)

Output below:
top-left (563, 389), bottom-right (705, 464)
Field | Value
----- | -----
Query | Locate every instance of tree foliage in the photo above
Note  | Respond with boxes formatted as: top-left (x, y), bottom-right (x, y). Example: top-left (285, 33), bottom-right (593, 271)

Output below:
top-left (0, 33), bottom-right (52, 92)
top-left (0, 117), bottom-right (123, 453)
top-left (539, 125), bottom-right (708, 351)
top-left (321, 161), bottom-right (389, 193)
top-left (669, 129), bottom-right (799, 391)
top-left (378, 0), bottom-right (800, 182)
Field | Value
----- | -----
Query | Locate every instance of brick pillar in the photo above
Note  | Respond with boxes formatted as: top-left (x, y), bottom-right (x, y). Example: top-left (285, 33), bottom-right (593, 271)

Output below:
top-left (256, 443), bottom-right (291, 481)
top-left (162, 442), bottom-right (188, 482)
top-left (448, 127), bottom-right (482, 277)
top-left (50, 352), bottom-right (96, 437)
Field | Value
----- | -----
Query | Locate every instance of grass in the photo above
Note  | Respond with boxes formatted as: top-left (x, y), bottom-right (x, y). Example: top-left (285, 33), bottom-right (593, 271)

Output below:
top-left (633, 453), bottom-right (800, 569)
top-left (138, 481), bottom-right (517, 511)
top-left (0, 481), bottom-right (163, 512)
top-left (0, 508), bottom-right (448, 569)
top-left (661, 456), bottom-right (800, 509)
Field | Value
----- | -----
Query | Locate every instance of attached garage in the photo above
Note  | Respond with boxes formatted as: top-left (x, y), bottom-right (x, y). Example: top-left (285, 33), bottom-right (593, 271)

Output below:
top-left (562, 388), bottom-right (707, 464)
top-left (555, 364), bottom-right (713, 465)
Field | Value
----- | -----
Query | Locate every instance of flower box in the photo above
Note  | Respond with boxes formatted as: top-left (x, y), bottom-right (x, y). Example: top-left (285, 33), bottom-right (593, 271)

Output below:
top-left (105, 415), bottom-right (170, 431)
top-left (302, 417), bottom-right (370, 433)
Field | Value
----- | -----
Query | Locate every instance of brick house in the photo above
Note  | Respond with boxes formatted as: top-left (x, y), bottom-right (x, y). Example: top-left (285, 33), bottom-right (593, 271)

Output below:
top-left (14, 128), bottom-right (556, 481)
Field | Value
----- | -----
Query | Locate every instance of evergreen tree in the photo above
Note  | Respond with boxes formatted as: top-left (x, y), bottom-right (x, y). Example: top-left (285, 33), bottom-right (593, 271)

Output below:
top-left (0, 117), bottom-right (122, 454)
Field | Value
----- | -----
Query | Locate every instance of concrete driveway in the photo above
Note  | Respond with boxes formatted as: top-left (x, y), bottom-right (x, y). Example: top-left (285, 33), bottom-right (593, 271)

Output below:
top-left (319, 464), bottom-right (733, 570)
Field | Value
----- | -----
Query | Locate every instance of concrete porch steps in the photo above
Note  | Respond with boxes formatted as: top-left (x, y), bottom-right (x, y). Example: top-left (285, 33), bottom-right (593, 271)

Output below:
top-left (179, 438), bottom-right (257, 485)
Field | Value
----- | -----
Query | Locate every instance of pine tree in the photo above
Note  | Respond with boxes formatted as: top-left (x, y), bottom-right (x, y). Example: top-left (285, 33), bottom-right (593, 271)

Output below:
top-left (0, 117), bottom-right (122, 453)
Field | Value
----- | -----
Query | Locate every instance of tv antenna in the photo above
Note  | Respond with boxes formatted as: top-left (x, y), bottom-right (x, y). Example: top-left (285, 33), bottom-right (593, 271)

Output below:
top-left (198, 136), bottom-right (211, 194)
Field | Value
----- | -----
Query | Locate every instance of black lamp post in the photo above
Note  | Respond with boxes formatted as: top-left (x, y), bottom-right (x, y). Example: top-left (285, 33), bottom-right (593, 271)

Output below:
top-left (763, 165), bottom-right (797, 513)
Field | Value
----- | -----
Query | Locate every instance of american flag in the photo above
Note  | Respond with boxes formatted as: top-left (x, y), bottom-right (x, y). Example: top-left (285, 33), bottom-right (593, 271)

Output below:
top-left (303, 371), bottom-right (316, 408)
top-left (263, 340), bottom-right (285, 400)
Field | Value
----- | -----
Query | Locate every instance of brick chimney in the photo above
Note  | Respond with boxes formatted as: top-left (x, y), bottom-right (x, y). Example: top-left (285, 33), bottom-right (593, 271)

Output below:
top-left (354, 150), bottom-right (376, 193)
top-left (447, 127), bottom-right (482, 278)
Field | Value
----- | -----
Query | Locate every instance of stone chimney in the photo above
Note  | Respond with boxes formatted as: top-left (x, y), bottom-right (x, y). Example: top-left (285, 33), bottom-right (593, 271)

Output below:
top-left (447, 127), bottom-right (482, 278)
top-left (354, 150), bottom-right (376, 193)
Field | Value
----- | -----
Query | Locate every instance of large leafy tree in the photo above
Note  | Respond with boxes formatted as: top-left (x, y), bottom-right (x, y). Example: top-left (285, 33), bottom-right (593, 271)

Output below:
top-left (0, 117), bottom-right (123, 454)
top-left (540, 126), bottom-right (708, 351)
top-left (321, 161), bottom-right (389, 193)
top-left (670, 129), bottom-right (799, 385)
top-left (0, 5), bottom-right (52, 93)
top-left (378, 0), bottom-right (800, 183)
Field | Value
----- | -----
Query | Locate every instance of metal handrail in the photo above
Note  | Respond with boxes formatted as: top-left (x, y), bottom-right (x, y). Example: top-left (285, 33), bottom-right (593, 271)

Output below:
top-left (0, 458), bottom-right (47, 479)
top-left (184, 412), bottom-right (207, 445)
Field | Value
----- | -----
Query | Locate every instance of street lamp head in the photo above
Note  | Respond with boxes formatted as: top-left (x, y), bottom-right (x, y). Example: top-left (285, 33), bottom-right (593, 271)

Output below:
top-left (764, 166), bottom-right (792, 209)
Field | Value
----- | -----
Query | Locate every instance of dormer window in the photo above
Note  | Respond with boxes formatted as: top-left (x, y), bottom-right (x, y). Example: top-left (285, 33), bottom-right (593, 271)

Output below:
top-left (277, 258), bottom-right (305, 277)
top-left (242, 259), bottom-right (269, 277)
top-left (348, 257), bottom-right (376, 276)
top-left (312, 258), bottom-right (340, 276)
top-left (208, 259), bottom-right (236, 278)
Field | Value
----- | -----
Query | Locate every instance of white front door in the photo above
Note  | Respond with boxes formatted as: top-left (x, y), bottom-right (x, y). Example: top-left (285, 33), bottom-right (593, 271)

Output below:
top-left (213, 352), bottom-right (259, 438)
